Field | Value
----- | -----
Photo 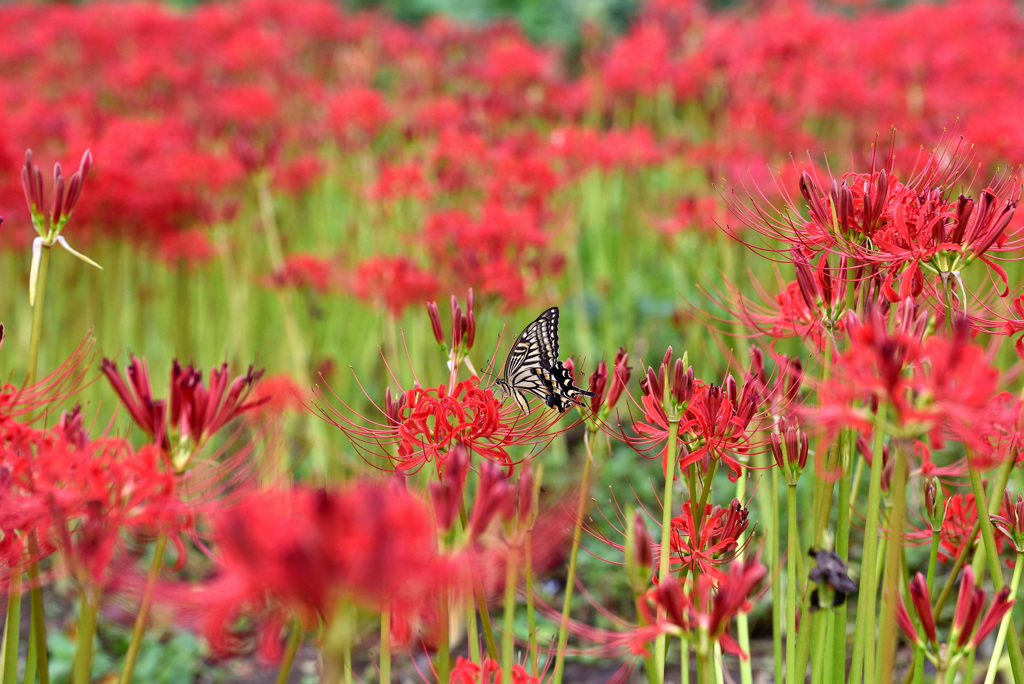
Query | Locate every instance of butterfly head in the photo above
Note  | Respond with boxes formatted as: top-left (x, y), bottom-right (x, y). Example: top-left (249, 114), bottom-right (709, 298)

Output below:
top-left (492, 376), bottom-right (510, 400)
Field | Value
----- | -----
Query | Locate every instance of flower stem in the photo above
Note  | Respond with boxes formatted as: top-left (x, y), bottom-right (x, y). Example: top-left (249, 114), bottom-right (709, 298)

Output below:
top-left (733, 467), bottom-right (753, 684)
top-left (850, 403), bottom-right (887, 684)
top-left (787, 482), bottom-right (799, 684)
top-left (983, 552), bottom-right (1023, 684)
top-left (654, 416), bottom-right (680, 683)
top-left (73, 587), bottom-right (100, 684)
top-left (810, 609), bottom-right (829, 684)
top-left (1, 571), bottom-right (23, 684)
top-left (524, 534), bottom-right (537, 676)
top-left (379, 609), bottom-right (391, 684)
top-left (877, 444), bottom-right (907, 682)
top-left (913, 528), bottom-right (941, 684)
top-left (501, 545), bottom-right (519, 684)
top-left (119, 532), bottom-right (168, 684)
top-left (275, 618), bottom-right (303, 684)
top-left (552, 428), bottom-right (600, 683)
top-left (770, 465), bottom-right (784, 684)
top-left (460, 501), bottom-right (498, 660)
top-left (436, 587), bottom-right (450, 683)
top-left (27, 245), bottom-right (51, 385)
top-left (833, 428), bottom-right (853, 682)
top-left (966, 455), bottom-right (1024, 683)
top-left (26, 540), bottom-right (48, 684)
top-left (25, 246), bottom-right (53, 684)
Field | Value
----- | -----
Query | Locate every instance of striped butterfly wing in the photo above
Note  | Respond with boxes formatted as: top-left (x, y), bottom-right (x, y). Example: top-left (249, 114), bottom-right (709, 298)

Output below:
top-left (498, 307), bottom-right (593, 414)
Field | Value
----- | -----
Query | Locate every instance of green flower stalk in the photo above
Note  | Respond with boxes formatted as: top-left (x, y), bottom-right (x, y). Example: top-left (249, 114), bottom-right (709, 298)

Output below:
top-left (9, 148), bottom-right (102, 684)
top-left (553, 349), bottom-right (630, 684)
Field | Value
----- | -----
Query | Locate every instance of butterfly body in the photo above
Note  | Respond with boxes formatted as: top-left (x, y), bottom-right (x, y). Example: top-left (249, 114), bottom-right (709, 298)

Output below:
top-left (494, 307), bottom-right (593, 414)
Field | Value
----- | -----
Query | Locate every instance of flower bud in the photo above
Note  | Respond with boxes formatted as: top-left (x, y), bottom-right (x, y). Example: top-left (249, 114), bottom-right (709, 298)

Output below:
top-left (465, 288), bottom-right (476, 350)
top-left (625, 509), bottom-right (654, 593)
top-left (605, 348), bottom-right (631, 411)
top-left (450, 296), bottom-right (463, 350)
top-left (426, 301), bottom-right (444, 345)
top-left (589, 361), bottom-right (608, 414)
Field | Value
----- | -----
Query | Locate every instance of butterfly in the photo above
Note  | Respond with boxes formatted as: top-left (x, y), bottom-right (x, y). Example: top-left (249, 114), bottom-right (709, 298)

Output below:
top-left (493, 307), bottom-right (594, 414)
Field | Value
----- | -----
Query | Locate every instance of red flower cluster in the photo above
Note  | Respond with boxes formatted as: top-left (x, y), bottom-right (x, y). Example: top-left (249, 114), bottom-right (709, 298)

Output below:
top-left (192, 482), bottom-right (458, 659)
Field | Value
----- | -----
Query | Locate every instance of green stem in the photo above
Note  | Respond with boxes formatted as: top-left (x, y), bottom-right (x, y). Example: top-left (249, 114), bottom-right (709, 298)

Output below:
top-left (119, 532), bottom-right (168, 684)
top-left (787, 482), bottom-right (799, 684)
top-left (810, 609), bottom-right (829, 684)
top-left (73, 587), bottom-right (100, 684)
top-left (2, 571), bottom-right (23, 684)
top-left (913, 530), bottom-right (941, 684)
top-left (552, 429), bottom-right (600, 683)
top-left (932, 456), bottom-right (1014, 617)
top-left (459, 501), bottom-right (498, 661)
top-left (733, 466), bottom-right (752, 684)
top-left (695, 632), bottom-right (712, 684)
top-left (877, 444), bottom-right (907, 683)
top-left (274, 618), bottom-right (303, 684)
top-left (27, 542), bottom-right (48, 684)
top-left (693, 461), bottom-right (718, 536)
top-left (501, 546), bottom-right (519, 684)
top-left (524, 534), bottom-right (537, 676)
top-left (25, 247), bottom-right (52, 684)
top-left (436, 588), bottom-right (450, 683)
top-left (966, 456), bottom-right (1024, 683)
top-left (770, 465), bottom-right (784, 684)
top-left (850, 404), bottom-right (888, 684)
top-left (653, 416), bottom-right (680, 683)
top-left (379, 609), bottom-right (391, 684)
top-left (833, 429), bottom-right (853, 682)
top-left (27, 245), bottom-right (51, 384)
top-left (983, 553), bottom-right (1024, 684)
top-left (681, 637), bottom-right (690, 684)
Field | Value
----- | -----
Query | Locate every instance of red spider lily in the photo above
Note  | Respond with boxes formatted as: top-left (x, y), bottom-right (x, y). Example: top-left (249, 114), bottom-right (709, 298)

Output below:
top-left (450, 657), bottom-right (541, 684)
top-left (668, 500), bottom-right (750, 581)
top-left (349, 255), bottom-right (440, 317)
top-left (369, 162), bottom-right (431, 202)
top-left (908, 567), bottom-right (1017, 652)
top-left (587, 347), bottom-right (632, 419)
top-left (810, 306), bottom-right (1006, 458)
top-left (1, 422), bottom-right (182, 590)
top-left (326, 86), bottom-right (390, 142)
top-left (622, 349), bottom-right (766, 481)
top-left (935, 494), bottom-right (1005, 563)
top-left (724, 136), bottom-right (1022, 307)
top-left (189, 482), bottom-right (458, 659)
top-left (640, 560), bottom-right (766, 659)
top-left (100, 356), bottom-right (267, 467)
top-left (769, 416), bottom-right (809, 483)
top-left (265, 253), bottom-right (341, 293)
top-left (316, 373), bottom-right (568, 476)
top-left (992, 490), bottom-right (1024, 554)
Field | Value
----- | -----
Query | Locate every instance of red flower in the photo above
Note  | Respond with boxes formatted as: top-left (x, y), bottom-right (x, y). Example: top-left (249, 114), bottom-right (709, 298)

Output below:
top-left (450, 657), bottom-right (541, 684)
top-left (668, 500), bottom-right (750, 581)
top-left (641, 560), bottom-right (766, 660)
top-left (349, 255), bottom-right (439, 317)
top-left (266, 253), bottom-right (341, 293)
top-left (327, 86), bottom-right (390, 141)
top-left (193, 482), bottom-right (455, 659)
top-left (101, 357), bottom-right (267, 467)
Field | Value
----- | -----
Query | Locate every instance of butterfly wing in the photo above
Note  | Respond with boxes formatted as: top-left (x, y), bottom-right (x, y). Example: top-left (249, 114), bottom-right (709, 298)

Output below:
top-left (498, 307), bottom-right (593, 414)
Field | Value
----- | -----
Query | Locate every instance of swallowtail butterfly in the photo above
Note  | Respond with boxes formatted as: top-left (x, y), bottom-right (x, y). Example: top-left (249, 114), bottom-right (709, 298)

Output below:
top-left (493, 307), bottom-right (593, 414)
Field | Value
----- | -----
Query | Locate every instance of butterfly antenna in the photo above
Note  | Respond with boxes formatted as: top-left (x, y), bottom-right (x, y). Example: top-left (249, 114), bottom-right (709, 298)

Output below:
top-left (482, 324), bottom-right (508, 388)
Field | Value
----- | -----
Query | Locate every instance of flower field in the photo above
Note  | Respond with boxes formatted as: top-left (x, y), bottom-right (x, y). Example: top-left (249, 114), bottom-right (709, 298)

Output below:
top-left (3, 0), bottom-right (1024, 682)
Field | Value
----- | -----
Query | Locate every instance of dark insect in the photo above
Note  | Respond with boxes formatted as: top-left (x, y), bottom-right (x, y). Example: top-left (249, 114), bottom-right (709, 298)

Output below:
top-left (493, 307), bottom-right (594, 414)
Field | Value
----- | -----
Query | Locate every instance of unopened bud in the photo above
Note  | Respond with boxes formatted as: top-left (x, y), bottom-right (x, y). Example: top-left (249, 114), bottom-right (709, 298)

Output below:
top-left (465, 289), bottom-right (476, 349)
top-left (426, 301), bottom-right (444, 345)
